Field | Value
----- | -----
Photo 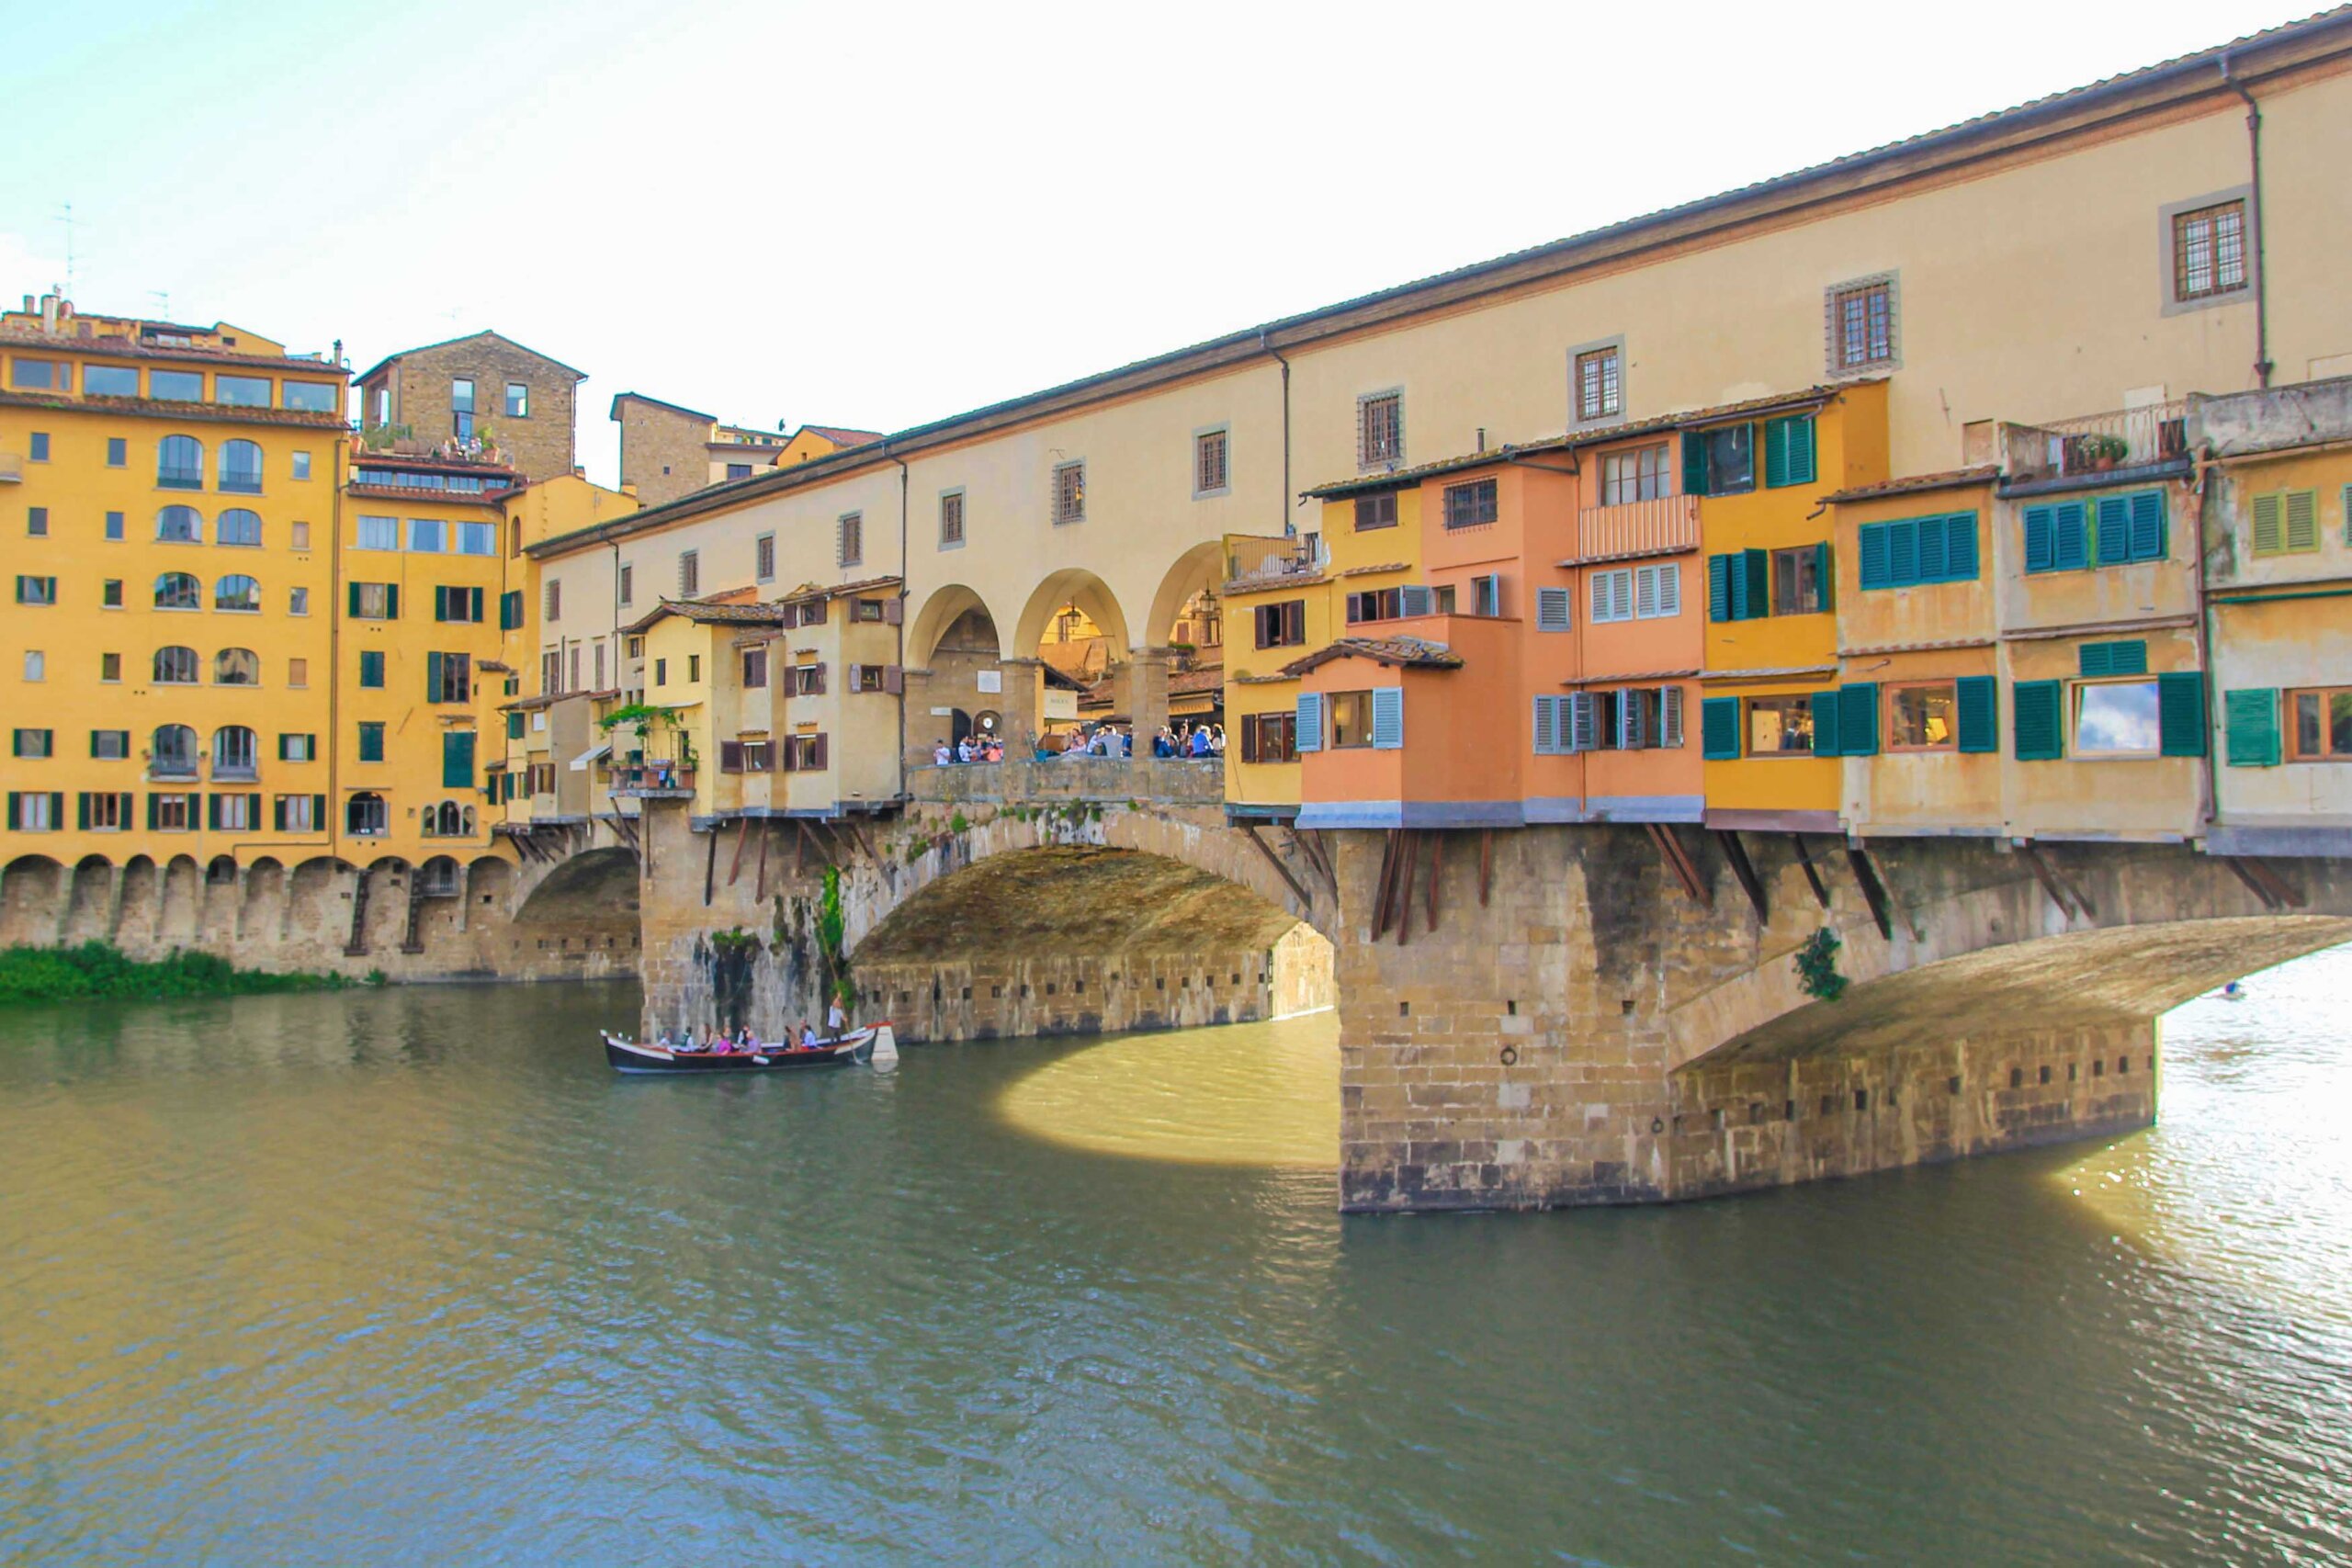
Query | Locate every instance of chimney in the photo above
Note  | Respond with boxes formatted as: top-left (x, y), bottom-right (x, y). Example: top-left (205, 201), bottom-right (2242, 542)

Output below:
top-left (40, 292), bottom-right (60, 333)
top-left (20, 295), bottom-right (32, 314)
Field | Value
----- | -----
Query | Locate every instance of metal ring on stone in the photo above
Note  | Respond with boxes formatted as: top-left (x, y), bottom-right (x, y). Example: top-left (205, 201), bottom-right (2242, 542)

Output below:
top-left (1651, 1117), bottom-right (1665, 1134)
top-left (1498, 1044), bottom-right (1518, 1066)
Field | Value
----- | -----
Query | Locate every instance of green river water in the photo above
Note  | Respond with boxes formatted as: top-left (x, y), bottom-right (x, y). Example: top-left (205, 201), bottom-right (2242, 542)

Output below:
top-left (3, 952), bottom-right (2349, 1564)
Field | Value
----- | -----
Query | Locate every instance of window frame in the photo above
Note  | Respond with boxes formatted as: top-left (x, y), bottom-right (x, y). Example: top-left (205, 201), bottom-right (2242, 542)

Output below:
top-left (1193, 425), bottom-right (1230, 500)
top-left (939, 488), bottom-right (967, 548)
top-left (1357, 389), bottom-right (1404, 470)
top-left (1354, 491), bottom-right (1399, 532)
top-left (1570, 338), bottom-right (1625, 428)
top-left (1770, 545), bottom-right (1826, 615)
top-left (1442, 478), bottom-right (1499, 531)
top-left (1826, 271), bottom-right (1901, 374)
top-left (505, 381), bottom-right (529, 418)
top-left (1884, 680), bottom-right (1961, 753)
top-left (1744, 694), bottom-right (1818, 757)
top-left (1599, 444), bottom-right (1668, 506)
top-left (1051, 461), bottom-right (1086, 525)
top-left (1328, 690), bottom-right (1375, 750)
top-left (2161, 188), bottom-right (2254, 314)
top-left (2073, 677), bottom-right (2167, 760)
top-left (2285, 685), bottom-right (2352, 762)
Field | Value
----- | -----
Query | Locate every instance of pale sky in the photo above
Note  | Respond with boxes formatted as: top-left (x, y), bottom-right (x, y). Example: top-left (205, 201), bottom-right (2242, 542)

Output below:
top-left (0, 0), bottom-right (2313, 489)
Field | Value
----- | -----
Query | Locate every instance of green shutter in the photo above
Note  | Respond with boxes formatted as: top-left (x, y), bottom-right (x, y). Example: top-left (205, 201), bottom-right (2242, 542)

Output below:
top-left (2013, 680), bottom-right (2064, 760)
top-left (2128, 491), bottom-right (2166, 561)
top-left (434, 585), bottom-right (449, 621)
top-left (507, 711), bottom-right (524, 739)
top-left (2023, 504), bottom-right (2055, 572)
top-left (2079, 640), bottom-right (2147, 677)
top-left (76, 792), bottom-right (89, 830)
top-left (1813, 541), bottom-right (1833, 610)
top-left (1786, 416), bottom-right (1815, 486)
top-left (385, 584), bottom-right (399, 620)
top-left (1701, 697), bottom-right (1741, 759)
top-left (1764, 418), bottom-right (1789, 489)
top-left (1812, 688), bottom-right (1842, 757)
top-left (1838, 682), bottom-right (1878, 756)
top-left (1727, 555), bottom-right (1751, 620)
top-left (1762, 415), bottom-right (1816, 488)
top-left (147, 793), bottom-right (160, 830)
top-left (1742, 549), bottom-right (1770, 619)
top-left (1707, 555), bottom-right (1733, 622)
top-left (2252, 492), bottom-right (2283, 556)
top-left (1943, 513), bottom-right (1979, 581)
top-left (2052, 502), bottom-right (2089, 571)
top-left (273, 795), bottom-right (286, 832)
top-left (443, 730), bottom-right (476, 789)
top-left (2158, 671), bottom-right (2208, 757)
top-left (206, 793), bottom-right (221, 831)
top-left (1858, 523), bottom-right (1891, 590)
top-left (1955, 675), bottom-right (1998, 753)
top-left (348, 581), bottom-right (363, 618)
top-left (2224, 688), bottom-right (2281, 767)
top-left (426, 651), bottom-right (444, 702)
top-left (1885, 519), bottom-right (1918, 586)
top-left (2095, 497), bottom-right (2132, 566)
top-left (311, 794), bottom-right (326, 829)
top-left (1681, 432), bottom-right (1708, 497)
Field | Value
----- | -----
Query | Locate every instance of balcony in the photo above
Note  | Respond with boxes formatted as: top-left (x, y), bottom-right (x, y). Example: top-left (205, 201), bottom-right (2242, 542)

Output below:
top-left (1225, 535), bottom-right (1324, 588)
top-left (609, 761), bottom-right (696, 798)
top-left (1571, 494), bottom-right (1700, 562)
top-left (2004, 400), bottom-right (2189, 483)
top-left (0, 452), bottom-right (21, 483)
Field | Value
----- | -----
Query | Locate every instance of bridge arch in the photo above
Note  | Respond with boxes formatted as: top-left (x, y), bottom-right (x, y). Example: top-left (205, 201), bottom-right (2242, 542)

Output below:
top-left (1013, 569), bottom-right (1131, 661)
top-left (514, 845), bottom-right (639, 925)
top-left (1144, 540), bottom-right (1227, 653)
top-left (907, 581), bottom-right (1004, 668)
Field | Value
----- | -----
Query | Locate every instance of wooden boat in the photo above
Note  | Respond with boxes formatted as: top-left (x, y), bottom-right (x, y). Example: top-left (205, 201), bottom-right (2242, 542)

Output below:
top-left (601, 1024), bottom-right (889, 1075)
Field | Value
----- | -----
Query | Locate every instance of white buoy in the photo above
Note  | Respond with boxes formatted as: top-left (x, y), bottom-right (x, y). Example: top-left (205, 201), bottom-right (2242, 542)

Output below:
top-left (870, 1022), bottom-right (900, 1073)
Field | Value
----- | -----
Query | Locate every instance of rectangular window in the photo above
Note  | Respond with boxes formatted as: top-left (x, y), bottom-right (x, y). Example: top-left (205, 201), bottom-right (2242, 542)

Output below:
top-left (100, 653), bottom-right (120, 682)
top-left (839, 512), bottom-right (866, 568)
top-left (571, 646), bottom-right (582, 690)
top-left (290, 452), bottom-right (313, 482)
top-left (653, 658), bottom-right (667, 687)
top-left (1684, 423), bottom-right (1755, 497)
top-left (359, 650), bottom-right (385, 689)
top-left (852, 664), bottom-right (888, 693)
top-left (281, 733), bottom-right (316, 762)
top-left (1472, 574), bottom-right (1502, 617)
top-left (786, 733), bottom-right (826, 772)
top-left (8, 358), bottom-right (58, 389)
top-left (1241, 712), bottom-right (1298, 764)
top-left (435, 585), bottom-right (485, 623)
top-left (456, 521), bottom-right (495, 556)
top-left (546, 581), bottom-right (562, 621)
top-left (618, 565), bottom-right (633, 607)
top-left (679, 549), bottom-right (701, 596)
top-left (852, 598), bottom-right (888, 623)
top-left (2173, 199), bottom-right (2248, 302)
top-left (282, 382), bottom-right (337, 413)
top-left (1354, 492), bottom-right (1398, 531)
top-left (277, 794), bottom-right (320, 832)
top-left (13, 728), bottom-right (53, 758)
top-left (1747, 695), bottom-right (1816, 755)
top-left (1589, 568), bottom-right (1634, 625)
top-left (6, 792), bottom-right (60, 830)
top-left (83, 792), bottom-right (129, 830)
top-left (505, 381), bottom-right (528, 418)
top-left (1574, 345), bottom-right (1622, 423)
top-left (451, 378), bottom-right (475, 412)
top-left (2287, 687), bottom-right (2352, 761)
top-left (214, 375), bottom-right (271, 407)
top-left (1535, 586), bottom-right (1573, 632)
top-left (1771, 546), bottom-right (1826, 615)
top-left (743, 649), bottom-right (768, 689)
top-left (1828, 276), bottom-right (1897, 370)
top-left (1052, 463), bottom-right (1086, 525)
top-left (290, 586), bottom-right (310, 615)
top-left (1634, 563), bottom-right (1679, 620)
top-left (15, 576), bottom-right (55, 605)
top-left (1860, 513), bottom-right (1979, 588)
top-left (28, 433), bottom-right (49, 462)
top-left (545, 650), bottom-right (564, 693)
top-left (1329, 690), bottom-right (1374, 749)
top-left (92, 729), bottom-right (129, 759)
top-left (26, 507), bottom-right (46, 537)
top-left (106, 436), bottom-right (127, 468)
top-left (1253, 600), bottom-right (1306, 649)
top-left (940, 490), bottom-right (966, 547)
top-left (1442, 479), bottom-right (1498, 530)
top-left (356, 515), bottom-right (399, 551)
top-left (1357, 391), bottom-right (1403, 468)
top-left (150, 793), bottom-right (192, 831)
top-left (151, 369), bottom-right (203, 401)
top-left (288, 658), bottom-right (308, 688)
top-left (726, 463), bottom-right (752, 481)
top-left (351, 582), bottom-right (396, 620)
top-left (1194, 428), bottom-right (1229, 496)
top-left (212, 793), bottom-right (257, 830)
top-left (2076, 680), bottom-right (2164, 757)
top-left (86, 366), bottom-right (136, 397)
top-left (2250, 490), bottom-right (2318, 558)
top-left (290, 522), bottom-right (311, 550)
top-left (22, 650), bottom-right (43, 682)
top-left (357, 723), bottom-right (385, 763)
top-left (1600, 445), bottom-right (1668, 506)
top-left (105, 510), bottom-right (124, 541)
top-left (407, 517), bottom-right (447, 553)
top-left (1886, 682), bottom-right (1959, 751)
top-left (756, 533), bottom-right (775, 581)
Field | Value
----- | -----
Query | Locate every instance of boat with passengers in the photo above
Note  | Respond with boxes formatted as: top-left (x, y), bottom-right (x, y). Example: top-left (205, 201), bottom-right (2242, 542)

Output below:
top-left (601, 1023), bottom-right (899, 1075)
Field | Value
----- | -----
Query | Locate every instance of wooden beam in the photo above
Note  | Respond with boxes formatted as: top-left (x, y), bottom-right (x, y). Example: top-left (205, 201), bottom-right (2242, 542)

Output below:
top-left (702, 823), bottom-right (718, 908)
top-left (1646, 823), bottom-right (1708, 905)
top-left (1290, 826), bottom-right (1335, 895)
top-left (796, 818), bottom-right (813, 874)
top-left (1242, 823), bottom-right (1314, 908)
top-left (754, 821), bottom-right (770, 902)
top-left (727, 815), bottom-right (752, 886)
top-left (1424, 832), bottom-right (1442, 934)
top-left (1394, 829), bottom-right (1418, 946)
top-left (1790, 833), bottom-right (1832, 909)
top-left (1371, 829), bottom-right (1401, 937)
top-left (846, 819), bottom-right (879, 863)
top-left (1478, 829), bottom-right (1492, 908)
top-left (1845, 845), bottom-right (1894, 940)
top-left (2014, 840), bottom-right (2078, 919)
top-left (1716, 829), bottom-right (1768, 923)
top-left (2241, 855), bottom-right (2305, 909)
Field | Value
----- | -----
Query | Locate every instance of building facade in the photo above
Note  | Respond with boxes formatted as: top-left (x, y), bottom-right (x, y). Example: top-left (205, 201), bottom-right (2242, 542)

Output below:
top-left (353, 331), bottom-right (585, 483)
top-left (612, 390), bottom-right (878, 507)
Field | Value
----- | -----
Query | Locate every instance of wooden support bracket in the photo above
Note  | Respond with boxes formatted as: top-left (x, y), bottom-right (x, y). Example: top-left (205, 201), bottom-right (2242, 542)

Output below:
top-left (1242, 822), bottom-right (1314, 908)
top-left (754, 821), bottom-right (771, 902)
top-left (2222, 854), bottom-right (2304, 911)
top-left (1646, 823), bottom-right (1709, 905)
top-left (1394, 829), bottom-right (1419, 945)
top-left (1479, 829), bottom-right (1493, 908)
top-left (702, 823), bottom-right (718, 908)
top-left (727, 815), bottom-right (752, 886)
top-left (1424, 832), bottom-right (1442, 934)
top-left (1845, 846), bottom-right (1895, 940)
top-left (1371, 829), bottom-right (1402, 937)
top-left (1715, 829), bottom-right (1768, 923)
top-left (846, 819), bottom-right (879, 863)
top-left (1791, 834), bottom-right (1832, 910)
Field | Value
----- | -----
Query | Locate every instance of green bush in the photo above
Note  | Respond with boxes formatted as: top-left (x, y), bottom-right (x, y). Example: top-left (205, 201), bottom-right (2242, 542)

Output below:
top-left (0, 942), bottom-right (352, 1006)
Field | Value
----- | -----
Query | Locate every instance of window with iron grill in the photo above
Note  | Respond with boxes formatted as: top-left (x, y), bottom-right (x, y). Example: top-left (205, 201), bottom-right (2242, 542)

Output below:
top-left (2173, 200), bottom-right (2248, 301)
top-left (1355, 492), bottom-right (1397, 531)
top-left (678, 550), bottom-right (700, 596)
top-left (1828, 276), bottom-right (1897, 370)
top-left (1358, 392), bottom-right (1403, 468)
top-left (1575, 346), bottom-right (1622, 423)
top-left (940, 490), bottom-right (965, 547)
top-left (1195, 429), bottom-right (1228, 495)
top-left (838, 513), bottom-right (863, 567)
top-left (1442, 479), bottom-right (1498, 530)
top-left (756, 533), bottom-right (775, 581)
top-left (1052, 463), bottom-right (1086, 525)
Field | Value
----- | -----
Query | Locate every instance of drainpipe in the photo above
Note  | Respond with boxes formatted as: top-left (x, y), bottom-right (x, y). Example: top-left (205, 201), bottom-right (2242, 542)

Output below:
top-left (2221, 56), bottom-right (2274, 389)
top-left (890, 443), bottom-right (909, 801)
top-left (1261, 329), bottom-right (1294, 540)
top-left (328, 434), bottom-right (345, 858)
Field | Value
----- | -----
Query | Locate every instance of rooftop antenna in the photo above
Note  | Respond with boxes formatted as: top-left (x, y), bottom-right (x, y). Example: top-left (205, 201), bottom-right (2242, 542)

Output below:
top-left (54, 203), bottom-right (75, 297)
top-left (150, 289), bottom-right (170, 321)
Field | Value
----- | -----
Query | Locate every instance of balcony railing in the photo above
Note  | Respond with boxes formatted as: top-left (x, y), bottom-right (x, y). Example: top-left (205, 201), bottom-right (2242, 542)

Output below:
top-left (1227, 540), bottom-right (1324, 586)
top-left (2006, 400), bottom-right (2189, 481)
top-left (609, 761), bottom-right (696, 796)
top-left (1573, 493), bottom-right (1700, 560)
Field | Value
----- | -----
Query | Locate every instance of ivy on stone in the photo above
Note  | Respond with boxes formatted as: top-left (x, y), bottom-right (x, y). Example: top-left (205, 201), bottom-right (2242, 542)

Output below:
top-left (1794, 927), bottom-right (1848, 1003)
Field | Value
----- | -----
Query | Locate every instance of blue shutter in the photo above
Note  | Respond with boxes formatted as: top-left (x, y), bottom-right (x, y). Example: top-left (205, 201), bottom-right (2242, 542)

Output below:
top-left (2023, 505), bottom-right (2054, 573)
top-left (1955, 675), bottom-right (1997, 753)
top-left (1681, 432), bottom-right (1708, 497)
top-left (1916, 515), bottom-right (1950, 581)
top-left (1727, 555), bottom-right (1750, 621)
top-left (1707, 555), bottom-right (1733, 622)
top-left (2223, 688), bottom-right (2280, 767)
top-left (2095, 497), bottom-right (2131, 566)
top-left (1838, 682), bottom-right (1879, 756)
top-left (1701, 696), bottom-right (1741, 759)
top-left (1532, 695), bottom-right (1555, 755)
top-left (2128, 491), bottom-right (2166, 561)
top-left (1858, 524), bottom-right (1891, 590)
top-left (1886, 519), bottom-right (1919, 586)
top-left (1943, 513), bottom-right (1979, 581)
top-left (1812, 688), bottom-right (1842, 757)
top-left (1742, 550), bottom-right (1770, 620)
top-left (2158, 671), bottom-right (2208, 757)
top-left (2013, 680), bottom-right (2064, 760)
top-left (1294, 693), bottom-right (1322, 752)
top-left (2053, 502), bottom-right (2089, 571)
top-left (1568, 693), bottom-right (1598, 753)
top-left (1371, 687), bottom-right (1404, 750)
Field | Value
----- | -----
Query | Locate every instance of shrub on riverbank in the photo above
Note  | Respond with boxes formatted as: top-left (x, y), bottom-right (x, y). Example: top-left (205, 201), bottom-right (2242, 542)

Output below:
top-left (0, 942), bottom-right (362, 1005)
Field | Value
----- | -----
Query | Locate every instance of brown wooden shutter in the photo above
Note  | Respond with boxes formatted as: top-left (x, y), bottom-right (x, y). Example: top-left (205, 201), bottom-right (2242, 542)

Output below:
top-left (812, 733), bottom-right (828, 770)
top-left (719, 741), bottom-right (743, 773)
top-left (1284, 601), bottom-right (1304, 642)
top-left (781, 739), bottom-right (797, 772)
top-left (811, 662), bottom-right (826, 694)
top-left (1239, 718), bottom-right (1260, 763)
top-left (779, 603), bottom-right (797, 629)
top-left (884, 596), bottom-right (902, 626)
top-left (884, 666), bottom-right (904, 694)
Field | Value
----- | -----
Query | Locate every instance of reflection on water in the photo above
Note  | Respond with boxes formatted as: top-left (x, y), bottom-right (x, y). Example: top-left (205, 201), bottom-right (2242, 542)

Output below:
top-left (996, 1010), bottom-right (1339, 1167)
top-left (0, 960), bottom-right (2349, 1564)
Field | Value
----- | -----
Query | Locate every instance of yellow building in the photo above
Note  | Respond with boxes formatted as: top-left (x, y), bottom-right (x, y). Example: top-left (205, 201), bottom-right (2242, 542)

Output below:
top-left (1, 295), bottom-right (347, 864)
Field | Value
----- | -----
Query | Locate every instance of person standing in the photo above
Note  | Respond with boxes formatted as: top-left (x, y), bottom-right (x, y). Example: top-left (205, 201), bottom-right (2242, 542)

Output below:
top-left (827, 997), bottom-right (848, 1037)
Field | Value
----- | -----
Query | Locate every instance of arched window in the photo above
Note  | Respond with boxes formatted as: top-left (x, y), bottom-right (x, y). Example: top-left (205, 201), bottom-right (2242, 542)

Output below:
top-left (220, 440), bottom-right (263, 494)
top-left (463, 805), bottom-right (476, 836)
top-left (152, 724), bottom-right (198, 776)
top-left (346, 793), bottom-right (389, 836)
top-left (158, 434), bottom-right (204, 490)
top-left (153, 646), bottom-right (199, 683)
top-left (156, 505), bottom-right (202, 544)
top-left (216, 508), bottom-right (262, 547)
top-left (214, 574), bottom-right (261, 612)
top-left (212, 726), bottom-right (258, 776)
top-left (154, 571), bottom-right (202, 609)
top-left (213, 648), bottom-right (260, 685)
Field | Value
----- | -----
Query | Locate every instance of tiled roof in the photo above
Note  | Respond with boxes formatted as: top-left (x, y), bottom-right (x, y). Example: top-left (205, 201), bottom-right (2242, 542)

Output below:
top-left (1561, 668), bottom-right (1700, 685)
top-left (1280, 636), bottom-right (1463, 676)
top-left (622, 597), bottom-right (791, 635)
top-left (0, 389), bottom-right (348, 429)
top-left (345, 483), bottom-right (513, 505)
top-left (0, 326), bottom-right (344, 374)
top-left (610, 390), bottom-right (716, 423)
top-left (797, 423), bottom-right (883, 448)
top-left (780, 575), bottom-right (904, 602)
top-left (1338, 560), bottom-right (1413, 579)
top-left (1822, 466), bottom-right (2000, 504)
top-left (352, 330), bottom-right (587, 388)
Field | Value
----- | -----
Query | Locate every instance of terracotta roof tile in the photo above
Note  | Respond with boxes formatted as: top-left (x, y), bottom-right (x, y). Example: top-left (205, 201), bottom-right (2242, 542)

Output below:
top-left (1279, 636), bottom-right (1463, 676)
top-left (0, 327), bottom-right (345, 374)
top-left (0, 389), bottom-right (347, 429)
top-left (622, 597), bottom-right (791, 635)
top-left (1822, 466), bottom-right (2000, 504)
top-left (1338, 561), bottom-right (1413, 579)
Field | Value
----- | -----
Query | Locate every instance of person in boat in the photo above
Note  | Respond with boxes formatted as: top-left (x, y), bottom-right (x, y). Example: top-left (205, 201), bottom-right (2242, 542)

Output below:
top-left (827, 998), bottom-right (847, 1036)
top-left (797, 1021), bottom-right (819, 1049)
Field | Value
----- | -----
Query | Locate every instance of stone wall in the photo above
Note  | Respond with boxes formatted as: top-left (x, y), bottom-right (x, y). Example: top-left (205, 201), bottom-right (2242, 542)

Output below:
top-left (615, 396), bottom-right (718, 508)
top-left (385, 336), bottom-right (580, 483)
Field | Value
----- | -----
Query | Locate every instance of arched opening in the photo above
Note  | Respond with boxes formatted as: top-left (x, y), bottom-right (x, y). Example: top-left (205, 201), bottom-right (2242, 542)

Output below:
top-left (515, 847), bottom-right (640, 925)
top-left (0, 855), bottom-right (64, 945)
top-left (905, 585), bottom-right (1008, 766)
top-left (1139, 540), bottom-right (1230, 755)
top-left (346, 793), bottom-right (389, 838)
top-left (1013, 570), bottom-right (1130, 755)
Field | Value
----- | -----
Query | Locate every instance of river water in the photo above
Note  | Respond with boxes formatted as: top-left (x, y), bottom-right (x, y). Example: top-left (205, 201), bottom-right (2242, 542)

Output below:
top-left (3, 953), bottom-right (2349, 1565)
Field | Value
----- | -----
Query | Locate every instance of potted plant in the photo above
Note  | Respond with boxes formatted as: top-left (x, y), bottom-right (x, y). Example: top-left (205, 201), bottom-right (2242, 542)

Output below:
top-left (2080, 434), bottom-right (2132, 471)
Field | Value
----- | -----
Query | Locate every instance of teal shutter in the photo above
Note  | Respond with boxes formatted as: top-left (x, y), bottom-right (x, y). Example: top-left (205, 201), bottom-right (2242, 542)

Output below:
top-left (2023, 505), bottom-right (2054, 572)
top-left (347, 581), bottom-right (362, 618)
top-left (1701, 696), bottom-right (1741, 759)
top-left (2052, 502), bottom-right (2089, 571)
top-left (1786, 416), bottom-right (1816, 485)
top-left (1954, 675), bottom-right (1998, 753)
top-left (311, 794), bottom-right (326, 828)
top-left (1681, 433), bottom-right (1708, 497)
top-left (2128, 491), bottom-right (2166, 561)
top-left (507, 711), bottom-right (524, 739)
top-left (1763, 418), bottom-right (1789, 489)
top-left (146, 793), bottom-right (159, 830)
top-left (1858, 523), bottom-right (1891, 589)
top-left (1763, 415), bottom-right (1816, 487)
top-left (2223, 688), bottom-right (2281, 767)
top-left (2158, 671), bottom-right (2208, 757)
top-left (2095, 497), bottom-right (2132, 566)
top-left (443, 730), bottom-right (476, 788)
top-left (1917, 515), bottom-right (1950, 581)
top-left (1944, 513), bottom-right (1979, 581)
top-left (1838, 683), bottom-right (1878, 756)
top-left (2079, 640), bottom-right (2147, 677)
top-left (1812, 688), bottom-right (1842, 757)
top-left (1813, 541), bottom-right (1833, 609)
top-left (468, 588), bottom-right (484, 622)
top-left (1371, 687), bottom-right (1404, 750)
top-left (1741, 549), bottom-right (1769, 619)
top-left (273, 796), bottom-right (287, 832)
top-left (1707, 555), bottom-right (1733, 622)
top-left (426, 651), bottom-right (444, 701)
top-left (359, 650), bottom-right (383, 689)
top-left (434, 585), bottom-right (450, 621)
top-left (499, 590), bottom-right (520, 630)
top-left (1885, 519), bottom-right (1919, 586)
top-left (1295, 693), bottom-right (1323, 752)
top-left (206, 793), bottom-right (221, 830)
top-left (2013, 680), bottom-right (2064, 760)
top-left (385, 584), bottom-right (399, 620)
top-left (76, 792), bottom-right (89, 830)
